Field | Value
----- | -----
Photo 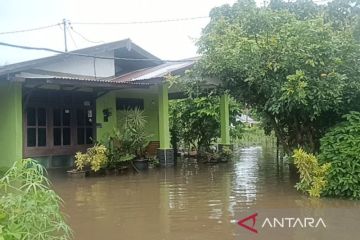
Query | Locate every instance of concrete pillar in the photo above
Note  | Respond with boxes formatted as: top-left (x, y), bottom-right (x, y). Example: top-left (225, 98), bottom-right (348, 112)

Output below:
top-left (220, 94), bottom-right (230, 145)
top-left (0, 81), bottom-right (23, 167)
top-left (157, 83), bottom-right (174, 166)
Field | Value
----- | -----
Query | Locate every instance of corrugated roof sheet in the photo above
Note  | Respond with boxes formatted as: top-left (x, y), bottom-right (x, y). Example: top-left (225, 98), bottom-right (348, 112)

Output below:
top-left (111, 60), bottom-right (195, 83)
top-left (23, 76), bottom-right (152, 88)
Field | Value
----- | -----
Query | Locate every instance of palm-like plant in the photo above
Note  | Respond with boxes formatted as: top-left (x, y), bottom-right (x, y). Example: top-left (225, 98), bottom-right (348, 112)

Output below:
top-left (122, 109), bottom-right (152, 159)
top-left (107, 109), bottom-right (151, 163)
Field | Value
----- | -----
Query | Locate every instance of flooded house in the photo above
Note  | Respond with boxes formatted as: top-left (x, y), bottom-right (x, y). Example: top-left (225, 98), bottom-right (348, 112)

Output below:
top-left (0, 39), bottom-right (231, 168)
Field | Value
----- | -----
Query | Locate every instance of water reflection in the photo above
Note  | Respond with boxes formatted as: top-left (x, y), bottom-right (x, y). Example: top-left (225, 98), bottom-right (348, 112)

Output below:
top-left (51, 146), bottom-right (360, 240)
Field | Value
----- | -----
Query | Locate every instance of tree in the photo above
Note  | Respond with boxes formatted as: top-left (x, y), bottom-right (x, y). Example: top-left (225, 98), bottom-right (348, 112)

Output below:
top-left (197, 0), bottom-right (360, 154)
top-left (169, 95), bottom-right (241, 153)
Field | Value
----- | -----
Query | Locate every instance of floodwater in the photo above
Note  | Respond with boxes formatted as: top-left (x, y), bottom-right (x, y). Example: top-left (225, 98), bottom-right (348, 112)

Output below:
top-left (52, 146), bottom-right (360, 240)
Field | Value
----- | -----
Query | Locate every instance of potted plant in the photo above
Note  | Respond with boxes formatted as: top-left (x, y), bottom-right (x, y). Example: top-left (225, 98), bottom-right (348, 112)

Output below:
top-left (122, 109), bottom-right (152, 171)
top-left (105, 128), bottom-right (134, 174)
top-left (69, 143), bottom-right (108, 177)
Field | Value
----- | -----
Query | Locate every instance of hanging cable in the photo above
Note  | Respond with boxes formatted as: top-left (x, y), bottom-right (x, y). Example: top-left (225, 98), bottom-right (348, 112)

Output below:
top-left (0, 16), bottom-right (209, 36)
top-left (0, 23), bottom-right (61, 35)
top-left (67, 25), bottom-right (78, 49)
top-left (68, 22), bottom-right (104, 44)
top-left (71, 16), bottom-right (209, 25)
top-left (0, 41), bottom-right (195, 63)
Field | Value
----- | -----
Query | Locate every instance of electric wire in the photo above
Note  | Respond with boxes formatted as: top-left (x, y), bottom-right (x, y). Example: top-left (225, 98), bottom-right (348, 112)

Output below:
top-left (0, 23), bottom-right (61, 35)
top-left (0, 41), bottom-right (194, 63)
top-left (71, 16), bottom-right (209, 25)
top-left (68, 22), bottom-right (104, 44)
top-left (67, 25), bottom-right (78, 49)
top-left (0, 16), bottom-right (209, 35)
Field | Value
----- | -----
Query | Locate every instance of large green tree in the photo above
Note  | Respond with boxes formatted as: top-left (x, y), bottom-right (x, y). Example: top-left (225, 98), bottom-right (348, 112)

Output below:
top-left (197, 0), bottom-right (360, 154)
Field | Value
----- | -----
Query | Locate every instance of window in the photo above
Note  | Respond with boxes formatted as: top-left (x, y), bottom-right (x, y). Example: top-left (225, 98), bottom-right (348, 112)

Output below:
top-left (77, 109), bottom-right (94, 145)
top-left (116, 98), bottom-right (144, 110)
top-left (53, 109), bottom-right (71, 146)
top-left (26, 107), bottom-right (47, 147)
top-left (24, 90), bottom-right (96, 158)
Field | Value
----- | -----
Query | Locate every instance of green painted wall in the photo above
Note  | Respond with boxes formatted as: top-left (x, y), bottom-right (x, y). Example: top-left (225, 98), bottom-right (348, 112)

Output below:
top-left (96, 92), bottom-right (117, 143)
top-left (0, 81), bottom-right (23, 167)
top-left (220, 94), bottom-right (230, 145)
top-left (115, 90), bottom-right (159, 141)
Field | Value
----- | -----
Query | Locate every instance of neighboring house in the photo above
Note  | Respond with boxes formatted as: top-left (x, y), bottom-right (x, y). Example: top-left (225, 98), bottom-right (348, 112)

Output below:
top-left (0, 39), bottom-right (231, 168)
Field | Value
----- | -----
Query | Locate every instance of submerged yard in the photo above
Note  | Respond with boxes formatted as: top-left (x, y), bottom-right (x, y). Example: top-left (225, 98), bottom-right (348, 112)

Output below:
top-left (51, 145), bottom-right (360, 240)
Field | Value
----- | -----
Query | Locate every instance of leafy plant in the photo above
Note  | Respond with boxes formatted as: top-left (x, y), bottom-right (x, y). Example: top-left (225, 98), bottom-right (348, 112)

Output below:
top-left (119, 109), bottom-right (152, 159)
top-left (220, 146), bottom-right (233, 161)
top-left (75, 143), bottom-right (108, 172)
top-left (319, 111), bottom-right (360, 199)
top-left (169, 95), bottom-right (241, 152)
top-left (293, 148), bottom-right (331, 198)
top-left (148, 157), bottom-right (160, 168)
top-left (0, 167), bottom-right (8, 177)
top-left (197, 0), bottom-right (360, 154)
top-left (0, 159), bottom-right (71, 239)
top-left (105, 128), bottom-right (135, 169)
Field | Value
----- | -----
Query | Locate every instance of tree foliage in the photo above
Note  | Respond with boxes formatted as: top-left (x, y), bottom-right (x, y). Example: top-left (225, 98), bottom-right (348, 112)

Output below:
top-left (319, 112), bottom-right (360, 199)
top-left (169, 95), bottom-right (241, 152)
top-left (197, 0), bottom-right (360, 154)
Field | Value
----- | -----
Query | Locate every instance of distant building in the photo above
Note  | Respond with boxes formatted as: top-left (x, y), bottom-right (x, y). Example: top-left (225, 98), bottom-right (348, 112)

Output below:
top-left (236, 114), bottom-right (259, 127)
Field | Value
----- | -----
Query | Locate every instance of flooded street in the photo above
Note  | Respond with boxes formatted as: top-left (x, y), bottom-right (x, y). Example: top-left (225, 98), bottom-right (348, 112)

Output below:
top-left (52, 146), bottom-right (360, 240)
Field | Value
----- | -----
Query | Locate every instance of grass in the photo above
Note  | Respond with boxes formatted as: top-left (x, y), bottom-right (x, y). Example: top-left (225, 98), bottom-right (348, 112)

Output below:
top-left (234, 126), bottom-right (276, 147)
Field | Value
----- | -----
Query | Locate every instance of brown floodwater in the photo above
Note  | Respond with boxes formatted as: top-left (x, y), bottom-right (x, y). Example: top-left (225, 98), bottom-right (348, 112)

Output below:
top-left (51, 146), bottom-right (360, 240)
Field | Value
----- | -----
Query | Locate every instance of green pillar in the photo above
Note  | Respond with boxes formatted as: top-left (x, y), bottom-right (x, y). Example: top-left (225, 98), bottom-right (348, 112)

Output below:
top-left (0, 81), bottom-right (23, 167)
top-left (220, 94), bottom-right (230, 145)
top-left (158, 83), bottom-right (170, 149)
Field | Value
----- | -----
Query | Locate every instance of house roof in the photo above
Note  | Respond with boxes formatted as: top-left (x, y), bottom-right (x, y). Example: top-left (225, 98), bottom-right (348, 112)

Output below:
top-left (111, 59), bottom-right (196, 84)
top-left (0, 38), bottom-right (162, 77)
top-left (0, 39), bottom-right (199, 90)
top-left (23, 76), bottom-right (151, 89)
top-left (18, 58), bottom-right (197, 89)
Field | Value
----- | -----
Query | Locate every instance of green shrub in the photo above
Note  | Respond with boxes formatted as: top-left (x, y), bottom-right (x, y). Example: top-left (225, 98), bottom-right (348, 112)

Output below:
top-left (0, 159), bottom-right (71, 239)
top-left (319, 112), bottom-right (360, 199)
top-left (75, 143), bottom-right (108, 172)
top-left (220, 146), bottom-right (233, 161)
top-left (293, 148), bottom-right (331, 198)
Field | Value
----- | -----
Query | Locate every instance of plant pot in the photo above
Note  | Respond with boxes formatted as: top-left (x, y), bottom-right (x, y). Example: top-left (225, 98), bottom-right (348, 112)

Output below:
top-left (67, 169), bottom-right (86, 178)
top-left (132, 159), bottom-right (149, 171)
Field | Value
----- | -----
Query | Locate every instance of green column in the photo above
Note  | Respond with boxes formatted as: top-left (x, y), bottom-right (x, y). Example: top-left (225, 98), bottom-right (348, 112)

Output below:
top-left (220, 94), bottom-right (230, 145)
top-left (158, 83), bottom-right (170, 149)
top-left (0, 81), bottom-right (23, 167)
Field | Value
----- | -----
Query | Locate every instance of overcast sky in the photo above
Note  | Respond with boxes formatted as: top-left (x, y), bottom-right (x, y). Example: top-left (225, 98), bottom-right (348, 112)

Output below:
top-left (0, 0), bottom-right (244, 65)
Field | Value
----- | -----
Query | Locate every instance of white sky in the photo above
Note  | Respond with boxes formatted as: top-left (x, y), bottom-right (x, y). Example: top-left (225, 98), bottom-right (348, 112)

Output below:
top-left (0, 0), bottom-right (241, 65)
